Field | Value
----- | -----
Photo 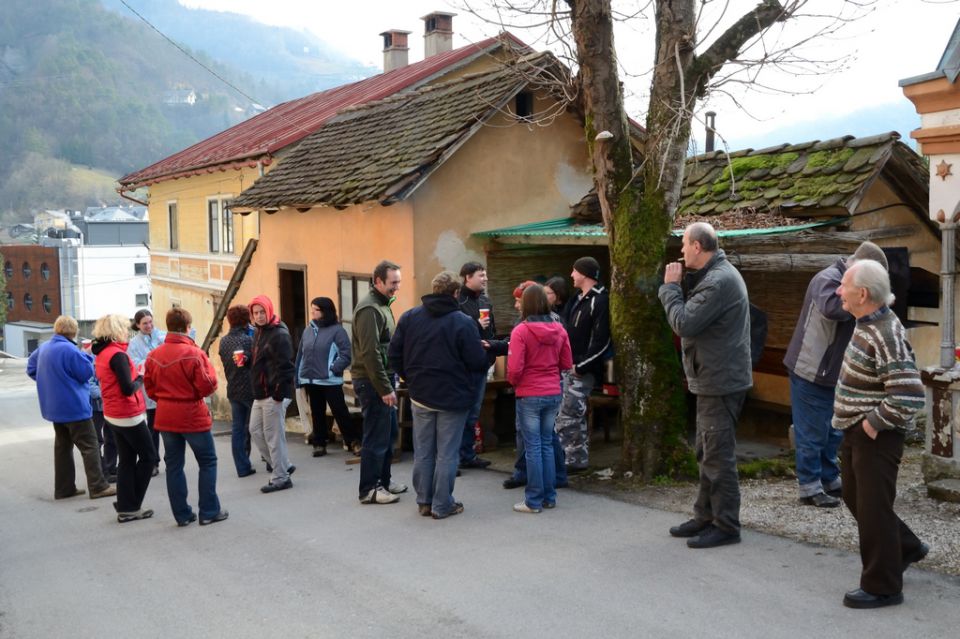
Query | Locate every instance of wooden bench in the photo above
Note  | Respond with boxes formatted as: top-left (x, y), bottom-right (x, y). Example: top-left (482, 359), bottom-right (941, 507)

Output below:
top-left (587, 393), bottom-right (618, 443)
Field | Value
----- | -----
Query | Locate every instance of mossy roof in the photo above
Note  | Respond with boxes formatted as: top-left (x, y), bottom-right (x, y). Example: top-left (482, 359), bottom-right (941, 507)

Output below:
top-left (230, 52), bottom-right (559, 212)
top-left (678, 132), bottom-right (927, 218)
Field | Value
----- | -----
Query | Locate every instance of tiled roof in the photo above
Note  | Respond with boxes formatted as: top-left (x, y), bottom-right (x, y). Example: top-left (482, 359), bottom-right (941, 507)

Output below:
top-left (231, 53), bottom-right (558, 211)
top-left (118, 33), bottom-right (530, 189)
top-left (678, 132), bottom-right (927, 218)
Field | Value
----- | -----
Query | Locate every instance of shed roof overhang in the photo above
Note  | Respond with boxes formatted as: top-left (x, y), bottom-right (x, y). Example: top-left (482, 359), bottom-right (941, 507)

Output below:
top-left (472, 216), bottom-right (848, 246)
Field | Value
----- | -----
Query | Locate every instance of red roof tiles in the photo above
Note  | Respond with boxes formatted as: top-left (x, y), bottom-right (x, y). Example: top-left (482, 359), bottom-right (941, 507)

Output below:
top-left (119, 33), bottom-right (529, 189)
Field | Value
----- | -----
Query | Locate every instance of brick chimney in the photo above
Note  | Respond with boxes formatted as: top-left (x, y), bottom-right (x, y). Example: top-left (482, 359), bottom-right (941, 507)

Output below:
top-left (421, 11), bottom-right (455, 57)
top-left (380, 29), bottom-right (411, 72)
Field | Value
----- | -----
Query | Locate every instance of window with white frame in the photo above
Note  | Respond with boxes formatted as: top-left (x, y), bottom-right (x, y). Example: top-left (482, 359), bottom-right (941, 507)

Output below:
top-left (135, 293), bottom-right (149, 306)
top-left (222, 199), bottom-right (234, 254)
top-left (208, 200), bottom-right (220, 253)
top-left (338, 272), bottom-right (373, 341)
top-left (208, 197), bottom-right (234, 254)
top-left (134, 262), bottom-right (147, 276)
top-left (168, 202), bottom-right (179, 250)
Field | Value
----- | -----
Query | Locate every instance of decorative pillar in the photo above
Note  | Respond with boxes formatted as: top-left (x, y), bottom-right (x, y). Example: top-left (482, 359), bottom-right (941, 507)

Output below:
top-left (920, 210), bottom-right (960, 501)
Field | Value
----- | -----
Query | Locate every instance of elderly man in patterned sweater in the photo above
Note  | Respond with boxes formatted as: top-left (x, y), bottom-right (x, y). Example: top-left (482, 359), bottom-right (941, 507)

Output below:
top-left (832, 259), bottom-right (928, 609)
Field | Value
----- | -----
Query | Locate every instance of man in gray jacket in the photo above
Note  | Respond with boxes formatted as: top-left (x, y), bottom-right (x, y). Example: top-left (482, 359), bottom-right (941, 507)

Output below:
top-left (783, 242), bottom-right (888, 508)
top-left (659, 222), bottom-right (752, 549)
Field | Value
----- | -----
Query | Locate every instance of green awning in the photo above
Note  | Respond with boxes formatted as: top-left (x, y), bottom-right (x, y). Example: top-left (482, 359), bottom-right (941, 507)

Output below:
top-left (473, 216), bottom-right (848, 245)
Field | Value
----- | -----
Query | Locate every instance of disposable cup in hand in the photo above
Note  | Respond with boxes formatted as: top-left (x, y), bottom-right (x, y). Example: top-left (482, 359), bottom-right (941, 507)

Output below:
top-left (233, 350), bottom-right (246, 367)
top-left (479, 308), bottom-right (490, 321)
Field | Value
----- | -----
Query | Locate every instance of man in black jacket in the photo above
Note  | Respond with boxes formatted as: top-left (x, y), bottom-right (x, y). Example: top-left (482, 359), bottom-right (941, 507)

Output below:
top-left (248, 294), bottom-right (296, 494)
top-left (556, 257), bottom-right (611, 472)
top-left (390, 271), bottom-right (489, 519)
top-left (456, 262), bottom-right (508, 469)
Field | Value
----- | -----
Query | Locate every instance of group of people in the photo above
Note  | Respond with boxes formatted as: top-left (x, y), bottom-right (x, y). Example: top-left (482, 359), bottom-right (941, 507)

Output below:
top-left (661, 222), bottom-right (928, 610)
top-left (27, 223), bottom-right (928, 608)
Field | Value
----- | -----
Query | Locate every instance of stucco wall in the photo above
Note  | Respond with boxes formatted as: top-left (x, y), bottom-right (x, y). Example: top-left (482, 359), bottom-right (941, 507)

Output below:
top-left (408, 90), bottom-right (592, 296)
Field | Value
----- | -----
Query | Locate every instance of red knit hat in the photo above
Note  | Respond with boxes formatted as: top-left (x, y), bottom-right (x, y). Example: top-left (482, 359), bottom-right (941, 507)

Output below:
top-left (513, 280), bottom-right (538, 299)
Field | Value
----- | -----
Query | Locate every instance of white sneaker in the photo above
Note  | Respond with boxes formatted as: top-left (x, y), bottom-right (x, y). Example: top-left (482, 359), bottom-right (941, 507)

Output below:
top-left (513, 502), bottom-right (541, 514)
top-left (387, 481), bottom-right (408, 495)
top-left (360, 487), bottom-right (399, 504)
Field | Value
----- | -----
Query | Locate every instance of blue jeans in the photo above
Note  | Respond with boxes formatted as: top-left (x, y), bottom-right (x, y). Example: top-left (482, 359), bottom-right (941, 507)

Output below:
top-left (161, 430), bottom-right (221, 523)
top-left (790, 374), bottom-right (843, 498)
top-left (459, 372), bottom-right (487, 463)
top-left (412, 405), bottom-right (468, 517)
top-left (229, 399), bottom-right (253, 476)
top-left (517, 394), bottom-right (562, 509)
top-left (356, 379), bottom-right (398, 498)
top-left (511, 410), bottom-right (567, 485)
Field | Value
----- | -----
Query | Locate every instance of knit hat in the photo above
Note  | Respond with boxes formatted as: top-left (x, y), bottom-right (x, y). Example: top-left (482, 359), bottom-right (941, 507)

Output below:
top-left (513, 280), bottom-right (538, 299)
top-left (851, 241), bottom-right (888, 271)
top-left (573, 256), bottom-right (601, 281)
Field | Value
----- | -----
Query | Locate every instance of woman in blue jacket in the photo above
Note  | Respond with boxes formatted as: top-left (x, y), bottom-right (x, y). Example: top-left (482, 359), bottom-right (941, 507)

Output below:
top-left (295, 297), bottom-right (359, 457)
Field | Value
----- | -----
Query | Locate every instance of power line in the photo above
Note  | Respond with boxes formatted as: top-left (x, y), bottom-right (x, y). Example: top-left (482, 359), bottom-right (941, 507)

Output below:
top-left (117, 0), bottom-right (263, 107)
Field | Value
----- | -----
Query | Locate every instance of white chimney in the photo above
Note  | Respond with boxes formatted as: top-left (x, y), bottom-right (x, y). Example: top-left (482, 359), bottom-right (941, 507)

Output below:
top-left (380, 29), bottom-right (411, 72)
top-left (421, 11), bottom-right (455, 57)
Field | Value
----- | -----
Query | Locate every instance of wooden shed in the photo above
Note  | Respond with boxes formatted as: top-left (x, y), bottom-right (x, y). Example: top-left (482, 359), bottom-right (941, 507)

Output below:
top-left (476, 131), bottom-right (938, 437)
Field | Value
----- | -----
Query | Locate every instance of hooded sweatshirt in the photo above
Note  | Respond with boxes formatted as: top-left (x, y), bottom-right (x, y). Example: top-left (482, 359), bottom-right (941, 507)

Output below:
top-left (388, 293), bottom-right (489, 411)
top-left (249, 294), bottom-right (295, 401)
top-left (508, 315), bottom-right (573, 398)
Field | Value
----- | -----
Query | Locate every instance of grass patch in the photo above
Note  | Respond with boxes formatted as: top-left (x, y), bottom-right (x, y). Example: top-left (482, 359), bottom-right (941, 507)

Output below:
top-left (737, 455), bottom-right (796, 480)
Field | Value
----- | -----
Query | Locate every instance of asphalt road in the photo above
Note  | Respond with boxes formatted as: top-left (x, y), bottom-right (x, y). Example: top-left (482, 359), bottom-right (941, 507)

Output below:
top-left (1, 357), bottom-right (958, 639)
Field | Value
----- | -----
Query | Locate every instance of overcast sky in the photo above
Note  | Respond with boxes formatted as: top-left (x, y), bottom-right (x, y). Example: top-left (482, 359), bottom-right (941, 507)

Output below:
top-left (180, 0), bottom-right (959, 149)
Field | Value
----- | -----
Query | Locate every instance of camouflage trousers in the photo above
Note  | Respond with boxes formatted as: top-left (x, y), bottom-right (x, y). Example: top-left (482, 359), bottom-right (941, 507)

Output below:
top-left (555, 371), bottom-right (594, 469)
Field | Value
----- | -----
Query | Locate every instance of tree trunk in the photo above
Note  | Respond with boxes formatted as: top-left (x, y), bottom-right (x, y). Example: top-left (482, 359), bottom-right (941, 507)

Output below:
top-left (567, 0), bottom-right (788, 480)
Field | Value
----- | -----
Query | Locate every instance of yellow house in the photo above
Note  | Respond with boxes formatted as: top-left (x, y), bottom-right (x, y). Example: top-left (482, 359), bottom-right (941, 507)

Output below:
top-left (117, 22), bottom-right (538, 415)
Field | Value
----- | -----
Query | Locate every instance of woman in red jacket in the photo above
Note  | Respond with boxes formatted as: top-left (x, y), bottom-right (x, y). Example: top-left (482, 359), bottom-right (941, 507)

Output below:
top-left (507, 284), bottom-right (573, 514)
top-left (92, 313), bottom-right (156, 523)
top-left (144, 308), bottom-right (227, 527)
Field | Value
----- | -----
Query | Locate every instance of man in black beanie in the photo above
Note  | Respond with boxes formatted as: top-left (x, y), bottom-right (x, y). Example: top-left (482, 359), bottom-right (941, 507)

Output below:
top-left (556, 256), bottom-right (611, 472)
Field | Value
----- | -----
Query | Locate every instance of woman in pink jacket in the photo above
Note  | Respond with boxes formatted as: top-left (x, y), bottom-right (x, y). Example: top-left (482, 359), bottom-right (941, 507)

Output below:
top-left (507, 283), bottom-right (573, 513)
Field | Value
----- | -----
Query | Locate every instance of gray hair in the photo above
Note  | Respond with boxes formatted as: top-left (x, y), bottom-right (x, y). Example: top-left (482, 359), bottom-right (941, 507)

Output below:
top-left (850, 241), bottom-right (888, 271)
top-left (849, 259), bottom-right (894, 307)
top-left (687, 222), bottom-right (718, 252)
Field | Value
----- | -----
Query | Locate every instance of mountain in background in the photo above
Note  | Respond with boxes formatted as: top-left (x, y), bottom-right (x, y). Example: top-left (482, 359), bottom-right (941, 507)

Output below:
top-left (100, 0), bottom-right (376, 102)
top-left (0, 0), bottom-right (376, 221)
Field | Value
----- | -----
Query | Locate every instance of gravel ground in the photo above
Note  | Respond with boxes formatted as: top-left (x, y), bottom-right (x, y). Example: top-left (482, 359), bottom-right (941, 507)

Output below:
top-left (574, 445), bottom-right (960, 576)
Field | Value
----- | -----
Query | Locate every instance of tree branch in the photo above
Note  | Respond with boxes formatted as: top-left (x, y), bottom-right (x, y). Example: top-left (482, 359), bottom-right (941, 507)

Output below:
top-left (688, 0), bottom-right (790, 99)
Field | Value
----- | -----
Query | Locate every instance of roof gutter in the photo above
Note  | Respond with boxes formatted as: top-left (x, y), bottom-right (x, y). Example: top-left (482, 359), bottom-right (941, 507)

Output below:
top-left (117, 187), bottom-right (149, 207)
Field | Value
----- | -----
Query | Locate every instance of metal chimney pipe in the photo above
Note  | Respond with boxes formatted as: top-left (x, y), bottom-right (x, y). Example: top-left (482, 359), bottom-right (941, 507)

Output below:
top-left (705, 111), bottom-right (716, 153)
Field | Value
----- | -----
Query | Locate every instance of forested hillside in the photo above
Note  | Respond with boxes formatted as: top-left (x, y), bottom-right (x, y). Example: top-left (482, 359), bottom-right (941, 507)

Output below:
top-left (0, 0), bottom-right (374, 220)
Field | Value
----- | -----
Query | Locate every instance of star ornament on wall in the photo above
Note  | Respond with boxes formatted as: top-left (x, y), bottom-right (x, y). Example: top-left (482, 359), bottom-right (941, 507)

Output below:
top-left (936, 160), bottom-right (953, 181)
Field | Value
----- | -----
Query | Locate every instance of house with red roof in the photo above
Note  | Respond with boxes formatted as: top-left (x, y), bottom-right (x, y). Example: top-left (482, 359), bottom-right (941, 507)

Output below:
top-left (118, 14), bottom-right (532, 349)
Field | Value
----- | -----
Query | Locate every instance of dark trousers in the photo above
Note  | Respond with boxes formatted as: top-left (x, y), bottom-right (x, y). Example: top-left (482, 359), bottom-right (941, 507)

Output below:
top-left (305, 384), bottom-right (360, 447)
top-left (146, 408), bottom-right (161, 467)
top-left (841, 424), bottom-right (924, 595)
top-left (692, 392), bottom-right (745, 534)
top-left (92, 410), bottom-right (117, 476)
top-left (52, 419), bottom-right (109, 498)
top-left (229, 399), bottom-right (253, 476)
top-left (355, 379), bottom-right (397, 498)
top-left (109, 421), bottom-right (158, 512)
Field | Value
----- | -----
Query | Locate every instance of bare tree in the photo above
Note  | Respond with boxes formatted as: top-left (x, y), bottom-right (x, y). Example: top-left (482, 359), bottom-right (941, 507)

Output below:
top-left (461, 0), bottom-right (871, 479)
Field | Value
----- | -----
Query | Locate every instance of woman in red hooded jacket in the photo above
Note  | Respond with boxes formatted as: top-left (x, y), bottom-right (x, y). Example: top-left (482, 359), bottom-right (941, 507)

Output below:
top-left (507, 284), bottom-right (572, 514)
top-left (144, 307), bottom-right (227, 527)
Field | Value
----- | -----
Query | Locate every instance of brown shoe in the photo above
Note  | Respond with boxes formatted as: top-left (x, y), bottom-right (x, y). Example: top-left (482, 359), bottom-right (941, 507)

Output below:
top-left (90, 486), bottom-right (117, 499)
top-left (55, 488), bottom-right (85, 500)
